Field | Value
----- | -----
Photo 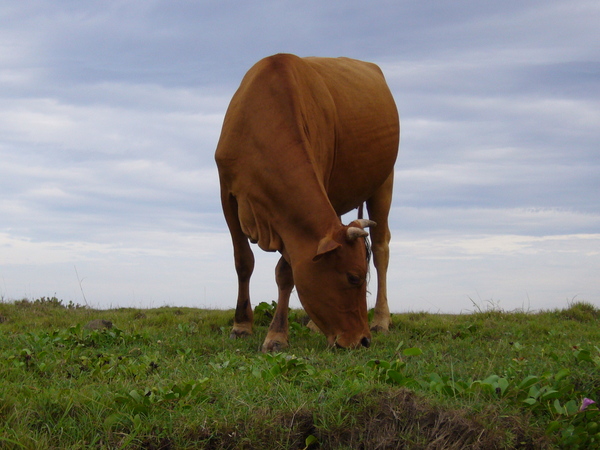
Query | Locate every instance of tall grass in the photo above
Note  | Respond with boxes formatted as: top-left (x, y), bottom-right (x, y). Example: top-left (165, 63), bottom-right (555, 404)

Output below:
top-left (0, 297), bottom-right (598, 448)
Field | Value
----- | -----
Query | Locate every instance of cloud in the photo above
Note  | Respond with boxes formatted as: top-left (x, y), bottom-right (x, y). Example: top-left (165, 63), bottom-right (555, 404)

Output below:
top-left (396, 232), bottom-right (600, 259)
top-left (0, 229), bottom-right (280, 310)
top-left (0, 80), bottom-right (226, 245)
top-left (393, 207), bottom-right (600, 236)
top-left (383, 48), bottom-right (600, 218)
top-left (388, 231), bottom-right (600, 313)
top-left (0, 86), bottom-right (226, 157)
top-left (0, 1), bottom-right (598, 313)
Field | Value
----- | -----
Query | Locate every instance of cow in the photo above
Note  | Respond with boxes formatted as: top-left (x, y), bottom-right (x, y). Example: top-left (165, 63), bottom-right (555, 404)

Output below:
top-left (215, 53), bottom-right (399, 351)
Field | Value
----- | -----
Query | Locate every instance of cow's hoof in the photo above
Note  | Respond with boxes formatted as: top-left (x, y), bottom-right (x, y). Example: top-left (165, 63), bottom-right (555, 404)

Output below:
top-left (370, 324), bottom-right (390, 333)
top-left (262, 339), bottom-right (289, 353)
top-left (306, 320), bottom-right (322, 334)
top-left (230, 328), bottom-right (252, 339)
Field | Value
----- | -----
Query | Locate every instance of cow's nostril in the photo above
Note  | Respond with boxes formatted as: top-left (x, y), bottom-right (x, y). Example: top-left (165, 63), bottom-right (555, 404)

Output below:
top-left (361, 336), bottom-right (371, 348)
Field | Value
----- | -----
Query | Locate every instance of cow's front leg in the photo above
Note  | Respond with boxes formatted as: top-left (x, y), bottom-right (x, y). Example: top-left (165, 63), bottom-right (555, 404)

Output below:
top-left (222, 192), bottom-right (255, 338)
top-left (262, 257), bottom-right (293, 352)
top-left (230, 238), bottom-right (255, 338)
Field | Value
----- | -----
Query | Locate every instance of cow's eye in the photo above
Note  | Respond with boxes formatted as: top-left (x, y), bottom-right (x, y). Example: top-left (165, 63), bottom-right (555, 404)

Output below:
top-left (347, 273), bottom-right (362, 286)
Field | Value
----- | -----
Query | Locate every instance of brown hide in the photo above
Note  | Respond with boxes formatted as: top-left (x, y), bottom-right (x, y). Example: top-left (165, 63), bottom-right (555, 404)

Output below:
top-left (215, 53), bottom-right (399, 349)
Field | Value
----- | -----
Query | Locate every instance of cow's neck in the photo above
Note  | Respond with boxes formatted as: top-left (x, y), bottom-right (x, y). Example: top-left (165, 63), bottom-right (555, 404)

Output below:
top-left (276, 202), bottom-right (341, 265)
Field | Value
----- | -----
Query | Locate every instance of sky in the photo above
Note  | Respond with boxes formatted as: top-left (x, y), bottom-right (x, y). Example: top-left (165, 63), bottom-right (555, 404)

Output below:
top-left (1, 1), bottom-right (599, 314)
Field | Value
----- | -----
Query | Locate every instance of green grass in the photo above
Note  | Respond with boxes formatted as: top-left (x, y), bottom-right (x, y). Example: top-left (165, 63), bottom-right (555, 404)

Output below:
top-left (0, 297), bottom-right (599, 449)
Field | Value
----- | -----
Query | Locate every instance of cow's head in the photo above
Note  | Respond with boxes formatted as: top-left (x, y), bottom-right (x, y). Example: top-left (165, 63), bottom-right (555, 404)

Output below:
top-left (293, 219), bottom-right (374, 348)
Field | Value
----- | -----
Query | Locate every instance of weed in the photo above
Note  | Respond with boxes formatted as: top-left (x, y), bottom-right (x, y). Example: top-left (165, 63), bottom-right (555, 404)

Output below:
top-left (253, 353), bottom-right (317, 381)
top-left (0, 299), bottom-right (598, 447)
top-left (557, 301), bottom-right (600, 322)
top-left (110, 378), bottom-right (210, 417)
top-left (253, 300), bottom-right (277, 327)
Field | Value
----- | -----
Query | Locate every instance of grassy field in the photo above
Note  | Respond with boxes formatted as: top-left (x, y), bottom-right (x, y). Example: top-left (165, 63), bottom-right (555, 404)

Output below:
top-left (0, 297), bottom-right (599, 449)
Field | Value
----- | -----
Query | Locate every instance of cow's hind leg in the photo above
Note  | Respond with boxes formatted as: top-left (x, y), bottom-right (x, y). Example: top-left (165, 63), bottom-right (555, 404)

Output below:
top-left (262, 256), bottom-right (293, 352)
top-left (221, 192), bottom-right (255, 338)
top-left (366, 172), bottom-right (394, 332)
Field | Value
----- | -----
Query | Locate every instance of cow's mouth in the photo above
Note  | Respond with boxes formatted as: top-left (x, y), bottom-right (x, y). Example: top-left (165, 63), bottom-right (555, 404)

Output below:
top-left (330, 334), bottom-right (371, 349)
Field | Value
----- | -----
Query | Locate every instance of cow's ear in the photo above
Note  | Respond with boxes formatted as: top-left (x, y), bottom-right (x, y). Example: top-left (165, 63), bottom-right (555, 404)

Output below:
top-left (313, 236), bottom-right (341, 261)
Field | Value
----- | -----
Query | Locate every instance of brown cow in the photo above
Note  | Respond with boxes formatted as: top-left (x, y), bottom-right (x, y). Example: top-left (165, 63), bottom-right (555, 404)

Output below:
top-left (215, 54), bottom-right (399, 351)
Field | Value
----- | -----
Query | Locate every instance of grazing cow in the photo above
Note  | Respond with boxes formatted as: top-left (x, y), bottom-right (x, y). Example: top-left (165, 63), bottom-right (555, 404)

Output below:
top-left (215, 54), bottom-right (399, 351)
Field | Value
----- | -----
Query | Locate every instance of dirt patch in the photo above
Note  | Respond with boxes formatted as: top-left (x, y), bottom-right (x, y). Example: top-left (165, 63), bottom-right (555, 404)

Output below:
top-left (184, 408), bottom-right (315, 450)
top-left (138, 436), bottom-right (174, 450)
top-left (181, 388), bottom-right (549, 449)
top-left (323, 388), bottom-right (548, 449)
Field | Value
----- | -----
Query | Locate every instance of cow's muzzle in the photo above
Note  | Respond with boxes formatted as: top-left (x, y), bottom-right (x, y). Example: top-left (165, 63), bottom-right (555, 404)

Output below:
top-left (333, 335), bottom-right (371, 349)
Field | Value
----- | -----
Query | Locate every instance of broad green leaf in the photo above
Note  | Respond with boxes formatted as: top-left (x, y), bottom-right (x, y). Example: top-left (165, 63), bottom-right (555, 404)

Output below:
top-left (481, 375), bottom-right (499, 385)
top-left (440, 385), bottom-right (455, 397)
top-left (386, 369), bottom-right (404, 384)
top-left (103, 413), bottom-right (123, 430)
top-left (304, 434), bottom-right (318, 449)
top-left (575, 349), bottom-right (593, 363)
top-left (498, 377), bottom-right (509, 395)
top-left (402, 347), bottom-right (423, 357)
top-left (429, 373), bottom-right (444, 383)
top-left (128, 390), bottom-right (143, 402)
top-left (528, 385), bottom-right (541, 399)
top-left (555, 368), bottom-right (571, 381)
top-left (553, 399), bottom-right (565, 414)
top-left (541, 389), bottom-right (561, 401)
top-left (565, 400), bottom-right (579, 416)
top-left (546, 421), bottom-right (561, 433)
top-left (518, 375), bottom-right (539, 390)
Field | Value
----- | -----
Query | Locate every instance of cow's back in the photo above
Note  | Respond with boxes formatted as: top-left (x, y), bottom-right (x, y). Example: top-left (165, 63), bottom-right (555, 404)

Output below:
top-left (215, 54), bottom-right (398, 250)
top-left (303, 57), bottom-right (399, 215)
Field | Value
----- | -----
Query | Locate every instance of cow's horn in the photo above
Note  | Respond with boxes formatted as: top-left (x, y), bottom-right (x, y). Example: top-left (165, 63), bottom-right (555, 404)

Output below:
top-left (356, 219), bottom-right (377, 229)
top-left (347, 227), bottom-right (369, 241)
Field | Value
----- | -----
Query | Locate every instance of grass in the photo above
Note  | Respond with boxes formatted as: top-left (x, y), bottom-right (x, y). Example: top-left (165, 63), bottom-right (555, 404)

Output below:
top-left (0, 297), bottom-right (599, 449)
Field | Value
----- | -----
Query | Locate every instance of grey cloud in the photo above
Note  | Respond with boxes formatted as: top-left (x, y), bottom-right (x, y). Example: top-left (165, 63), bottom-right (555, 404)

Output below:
top-left (1, 0), bottom-right (598, 311)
